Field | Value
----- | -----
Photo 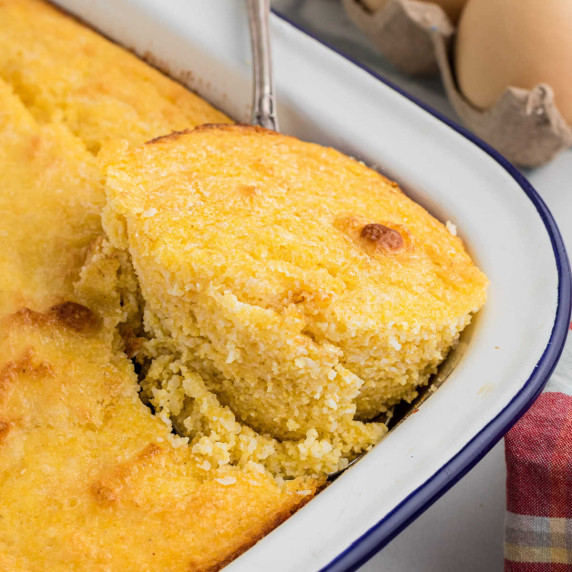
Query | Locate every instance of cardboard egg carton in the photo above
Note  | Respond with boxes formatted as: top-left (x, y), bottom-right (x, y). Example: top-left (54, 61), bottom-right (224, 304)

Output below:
top-left (342, 0), bottom-right (572, 167)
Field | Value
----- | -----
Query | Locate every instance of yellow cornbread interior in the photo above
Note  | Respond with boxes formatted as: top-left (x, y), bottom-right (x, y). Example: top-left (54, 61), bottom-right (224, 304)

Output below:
top-left (0, 1), bottom-right (319, 570)
top-left (101, 125), bottom-right (488, 477)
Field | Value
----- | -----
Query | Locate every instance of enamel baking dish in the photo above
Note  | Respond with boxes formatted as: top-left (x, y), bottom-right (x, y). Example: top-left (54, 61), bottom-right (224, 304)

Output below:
top-left (51, 1), bottom-right (572, 569)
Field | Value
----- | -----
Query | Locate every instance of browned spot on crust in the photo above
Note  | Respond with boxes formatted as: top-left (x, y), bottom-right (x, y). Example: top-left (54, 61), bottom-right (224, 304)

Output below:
top-left (7, 306), bottom-right (100, 335)
top-left (145, 129), bottom-right (191, 145)
top-left (91, 484), bottom-right (117, 506)
top-left (334, 215), bottom-right (412, 259)
top-left (360, 223), bottom-right (404, 251)
top-left (238, 184), bottom-right (260, 199)
top-left (49, 302), bottom-right (100, 333)
top-left (0, 350), bottom-right (54, 393)
top-left (91, 443), bottom-right (166, 507)
top-left (0, 421), bottom-right (12, 445)
top-left (12, 308), bottom-right (50, 327)
top-left (136, 443), bottom-right (164, 461)
top-left (25, 134), bottom-right (43, 160)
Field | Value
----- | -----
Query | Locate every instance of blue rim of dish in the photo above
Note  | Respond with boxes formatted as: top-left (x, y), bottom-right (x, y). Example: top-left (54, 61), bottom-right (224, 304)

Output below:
top-left (272, 9), bottom-right (572, 572)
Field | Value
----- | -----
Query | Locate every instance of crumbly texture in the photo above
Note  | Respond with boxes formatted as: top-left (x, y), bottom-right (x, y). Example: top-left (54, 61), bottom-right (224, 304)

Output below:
top-left (102, 125), bottom-right (488, 475)
top-left (0, 310), bottom-right (316, 572)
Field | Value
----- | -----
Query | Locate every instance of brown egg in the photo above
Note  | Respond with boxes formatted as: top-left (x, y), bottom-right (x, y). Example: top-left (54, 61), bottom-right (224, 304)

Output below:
top-left (361, 0), bottom-right (468, 22)
top-left (456, 0), bottom-right (572, 124)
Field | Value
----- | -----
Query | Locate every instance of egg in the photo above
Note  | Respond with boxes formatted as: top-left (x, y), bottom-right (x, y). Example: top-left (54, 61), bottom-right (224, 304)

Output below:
top-left (361, 0), bottom-right (468, 22)
top-left (455, 0), bottom-right (572, 124)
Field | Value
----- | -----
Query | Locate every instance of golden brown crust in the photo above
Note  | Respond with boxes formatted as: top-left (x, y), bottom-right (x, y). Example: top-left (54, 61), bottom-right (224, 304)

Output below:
top-left (0, 420), bottom-right (12, 445)
top-left (145, 129), bottom-right (192, 145)
top-left (191, 123), bottom-right (279, 136)
top-left (49, 301), bottom-right (101, 333)
top-left (0, 348), bottom-right (54, 393)
top-left (90, 442), bottom-right (167, 507)
top-left (359, 223), bottom-right (404, 251)
top-left (145, 124), bottom-right (279, 146)
top-left (207, 491), bottom-right (315, 572)
top-left (7, 304), bottom-right (100, 335)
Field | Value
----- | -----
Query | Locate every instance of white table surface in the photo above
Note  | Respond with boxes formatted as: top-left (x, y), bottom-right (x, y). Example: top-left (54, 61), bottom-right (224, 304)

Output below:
top-left (271, 1), bottom-right (572, 570)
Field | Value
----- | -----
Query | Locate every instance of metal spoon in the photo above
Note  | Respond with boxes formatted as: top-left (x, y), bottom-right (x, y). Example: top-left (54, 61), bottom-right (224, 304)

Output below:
top-left (247, 0), bottom-right (279, 130)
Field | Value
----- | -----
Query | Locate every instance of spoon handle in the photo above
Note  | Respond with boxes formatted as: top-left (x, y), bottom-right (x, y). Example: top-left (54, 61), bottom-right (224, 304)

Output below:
top-left (247, 0), bottom-right (279, 131)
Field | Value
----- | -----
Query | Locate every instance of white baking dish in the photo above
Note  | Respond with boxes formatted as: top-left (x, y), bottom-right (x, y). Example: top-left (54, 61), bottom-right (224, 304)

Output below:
top-left (51, 1), bottom-right (571, 570)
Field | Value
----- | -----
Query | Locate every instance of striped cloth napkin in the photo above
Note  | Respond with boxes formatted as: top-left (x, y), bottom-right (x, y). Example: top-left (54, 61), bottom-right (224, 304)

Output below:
top-left (504, 320), bottom-right (572, 570)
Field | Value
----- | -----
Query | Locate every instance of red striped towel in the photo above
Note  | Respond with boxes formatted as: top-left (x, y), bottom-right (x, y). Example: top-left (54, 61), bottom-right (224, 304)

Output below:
top-left (505, 324), bottom-right (572, 570)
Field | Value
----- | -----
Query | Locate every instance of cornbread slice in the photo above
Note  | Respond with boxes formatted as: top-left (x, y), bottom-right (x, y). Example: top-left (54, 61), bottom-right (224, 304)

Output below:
top-left (0, 309), bottom-right (316, 571)
top-left (0, 0), bottom-right (230, 153)
top-left (102, 125), bottom-right (488, 468)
